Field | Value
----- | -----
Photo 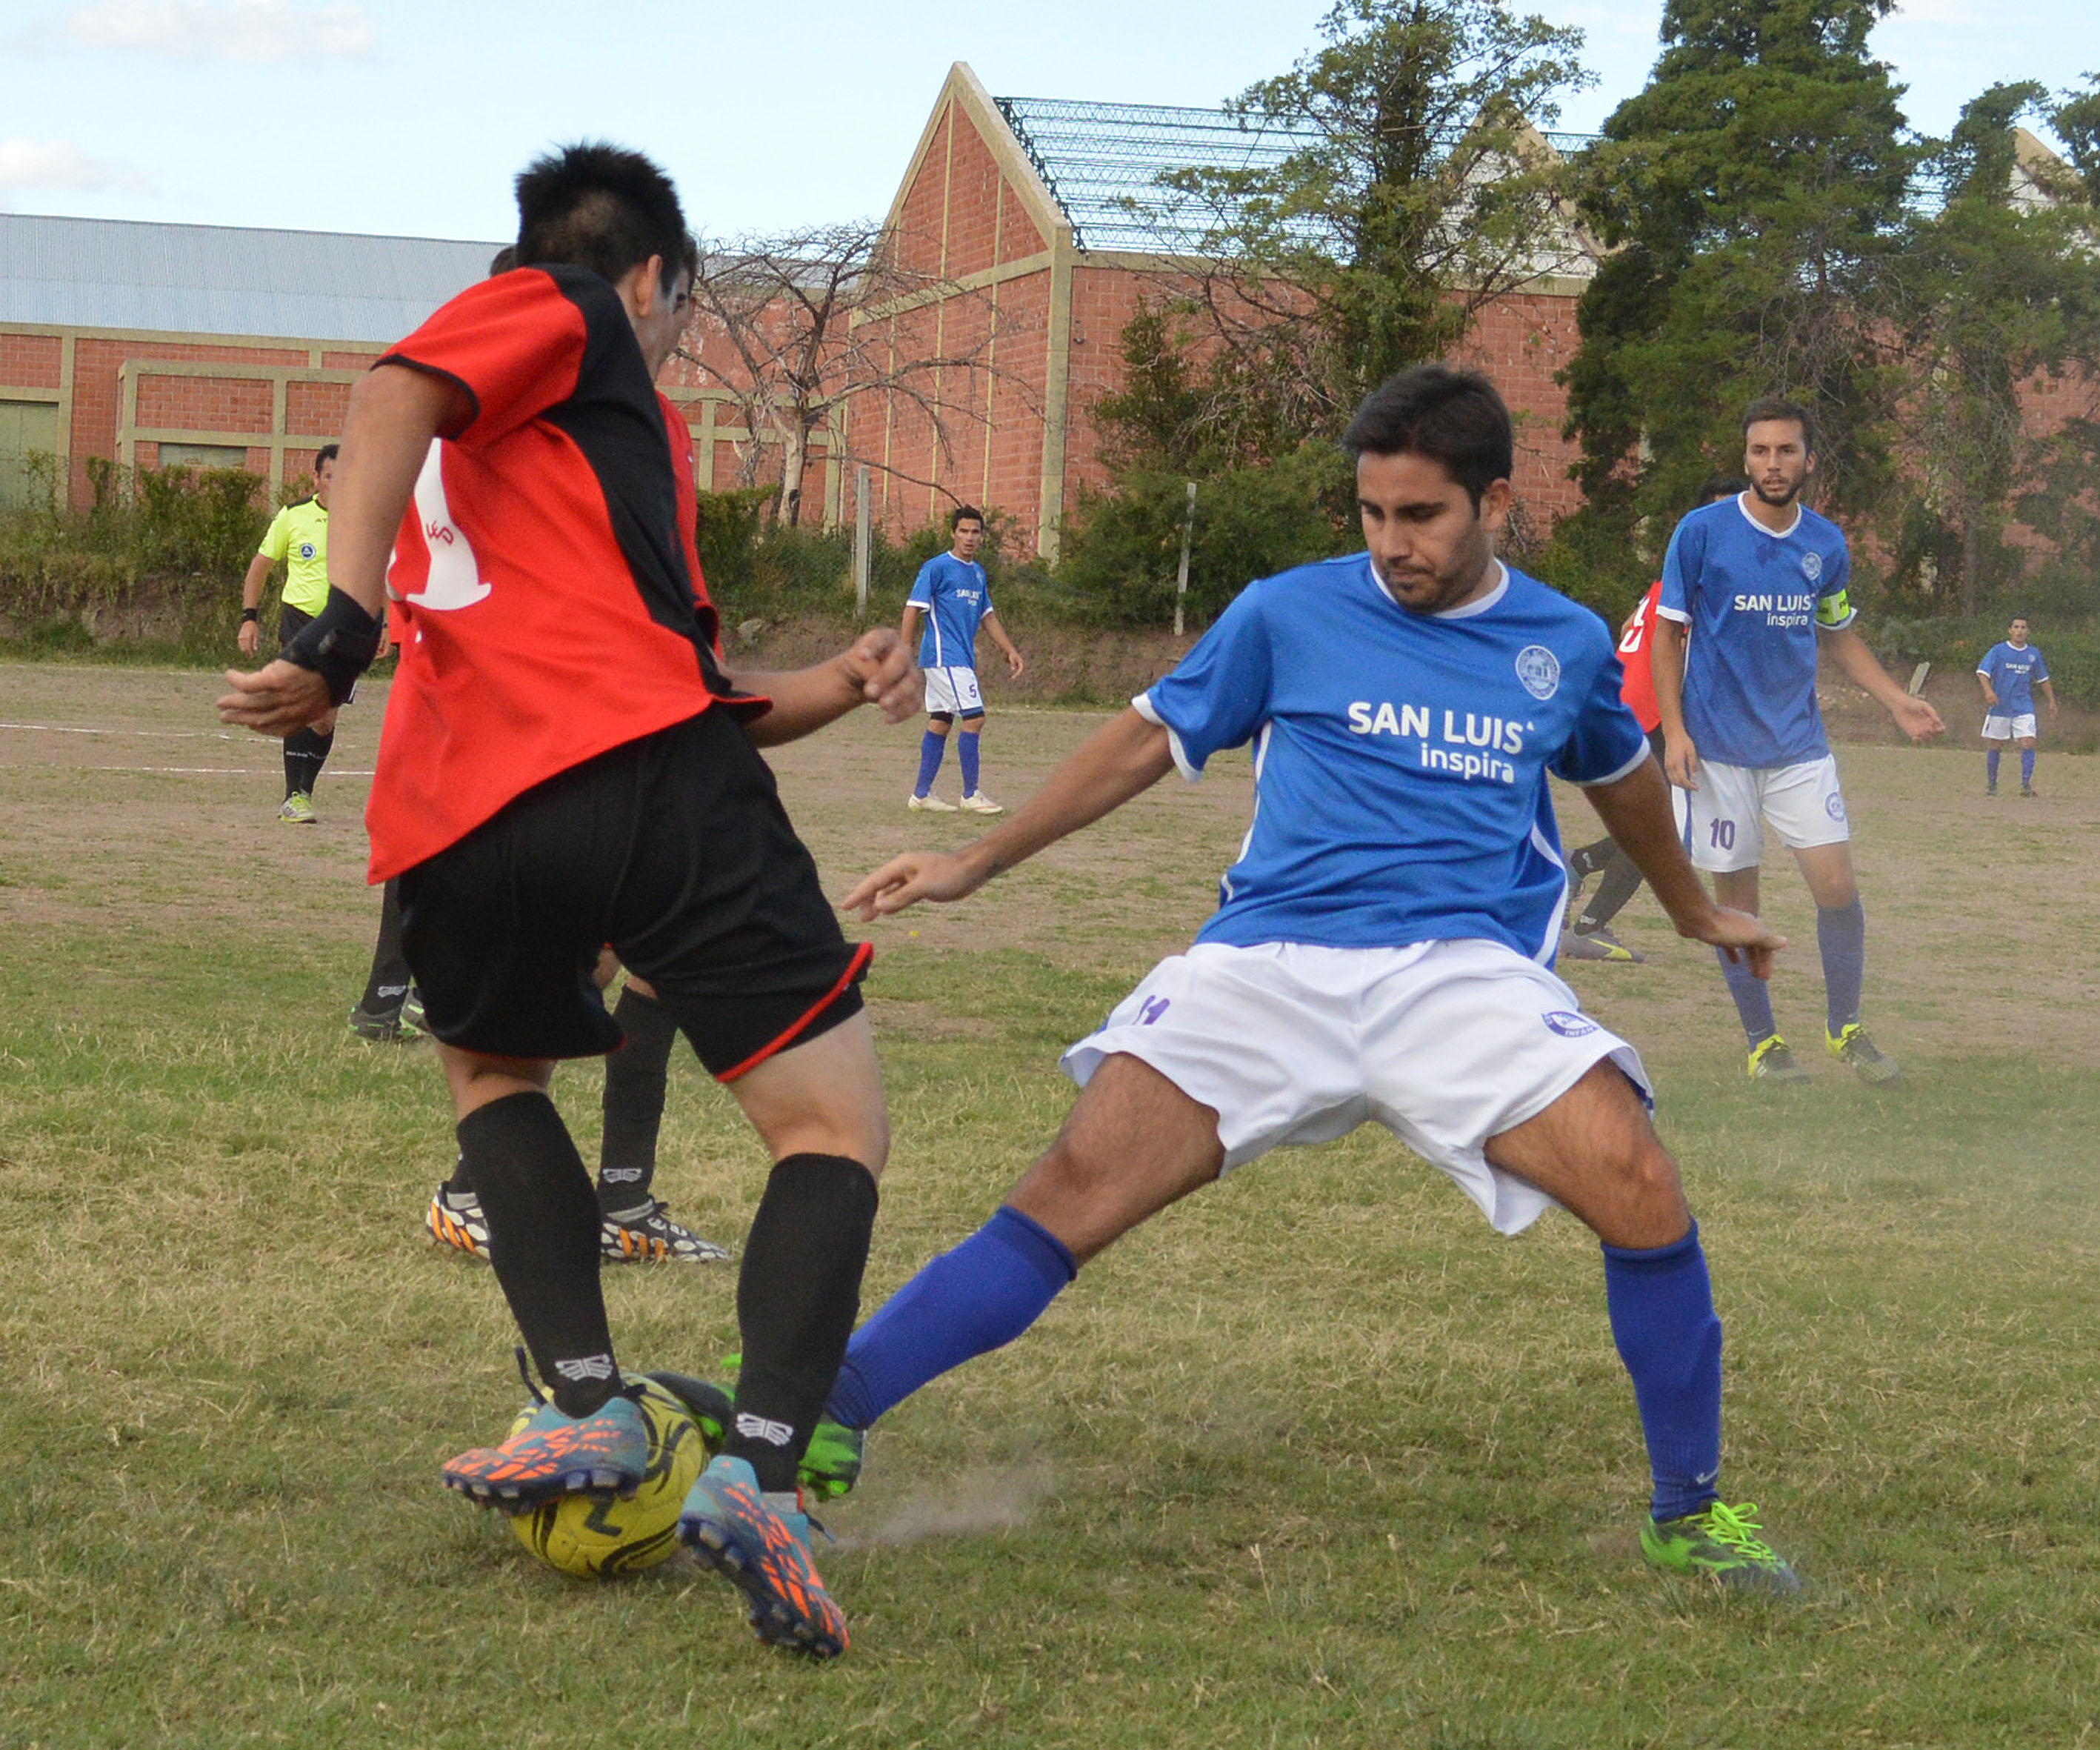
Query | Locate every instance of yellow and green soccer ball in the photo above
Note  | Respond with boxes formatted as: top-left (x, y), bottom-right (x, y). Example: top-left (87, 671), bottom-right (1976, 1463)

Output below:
top-left (506, 1376), bottom-right (704, 1579)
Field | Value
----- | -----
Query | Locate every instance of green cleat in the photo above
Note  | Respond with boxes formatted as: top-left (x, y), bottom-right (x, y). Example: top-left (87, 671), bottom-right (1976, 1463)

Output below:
top-left (1747, 1034), bottom-right (1810, 1083)
top-left (645, 1367), bottom-right (866, 1500)
top-left (278, 791), bottom-right (317, 825)
top-left (1641, 1500), bottom-right (1801, 1595)
top-left (1827, 1022), bottom-right (1899, 1084)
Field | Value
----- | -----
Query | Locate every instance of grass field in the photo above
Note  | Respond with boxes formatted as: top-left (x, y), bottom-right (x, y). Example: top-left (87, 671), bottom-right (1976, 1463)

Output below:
top-left (1, 661), bottom-right (2096, 1749)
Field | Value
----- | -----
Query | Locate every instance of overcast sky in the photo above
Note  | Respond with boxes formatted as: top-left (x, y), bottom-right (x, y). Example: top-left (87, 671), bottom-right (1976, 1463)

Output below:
top-left (0, 0), bottom-right (2090, 241)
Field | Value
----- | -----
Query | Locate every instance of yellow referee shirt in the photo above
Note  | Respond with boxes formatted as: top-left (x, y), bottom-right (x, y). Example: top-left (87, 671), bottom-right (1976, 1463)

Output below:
top-left (259, 497), bottom-right (330, 615)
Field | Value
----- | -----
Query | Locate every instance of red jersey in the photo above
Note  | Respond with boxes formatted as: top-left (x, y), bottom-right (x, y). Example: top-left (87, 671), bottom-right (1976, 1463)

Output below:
top-left (365, 266), bottom-right (758, 881)
top-left (1616, 581), bottom-right (1664, 733)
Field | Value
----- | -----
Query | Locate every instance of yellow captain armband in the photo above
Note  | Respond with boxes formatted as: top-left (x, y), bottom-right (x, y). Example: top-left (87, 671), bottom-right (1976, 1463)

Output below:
top-left (1816, 589), bottom-right (1852, 629)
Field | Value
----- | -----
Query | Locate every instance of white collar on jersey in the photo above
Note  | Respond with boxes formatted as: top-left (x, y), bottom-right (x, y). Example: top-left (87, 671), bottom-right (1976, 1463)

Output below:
top-left (1364, 555), bottom-right (1510, 619)
top-left (1734, 490), bottom-right (1803, 540)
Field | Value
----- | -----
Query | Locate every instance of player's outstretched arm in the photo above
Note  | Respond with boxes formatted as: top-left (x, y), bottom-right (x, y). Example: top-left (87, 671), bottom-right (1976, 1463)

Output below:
top-left (844, 707), bottom-right (1175, 919)
top-left (1821, 625), bottom-right (1944, 742)
top-left (733, 630), bottom-right (921, 748)
top-left (1582, 754), bottom-right (1787, 978)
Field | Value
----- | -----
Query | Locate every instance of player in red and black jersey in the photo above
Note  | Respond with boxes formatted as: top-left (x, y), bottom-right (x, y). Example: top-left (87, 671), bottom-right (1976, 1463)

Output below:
top-left (220, 144), bottom-right (916, 1659)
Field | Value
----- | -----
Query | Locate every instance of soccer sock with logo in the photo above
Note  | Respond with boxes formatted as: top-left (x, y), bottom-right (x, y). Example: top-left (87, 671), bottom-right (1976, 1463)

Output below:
top-left (721, 1153), bottom-right (880, 1491)
top-left (599, 985), bottom-right (679, 1217)
top-left (358, 879), bottom-right (414, 1014)
top-left (1714, 947), bottom-right (1777, 1045)
top-left (1818, 898), bottom-right (1867, 1034)
top-left (1601, 1222), bottom-right (1723, 1523)
top-left (914, 731), bottom-right (947, 796)
top-left (959, 727), bottom-right (982, 794)
top-left (824, 1205), bottom-right (1078, 1431)
top-left (1576, 852), bottom-right (1645, 933)
top-left (2021, 747), bottom-right (2036, 788)
top-left (1987, 747), bottom-right (2002, 788)
top-left (283, 727), bottom-right (332, 798)
top-left (1567, 836), bottom-right (1616, 881)
top-left (456, 1091), bottom-right (619, 1419)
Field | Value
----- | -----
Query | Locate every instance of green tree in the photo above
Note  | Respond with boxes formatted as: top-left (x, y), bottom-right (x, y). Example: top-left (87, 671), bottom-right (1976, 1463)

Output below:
top-left (1561, 0), bottom-right (1919, 556)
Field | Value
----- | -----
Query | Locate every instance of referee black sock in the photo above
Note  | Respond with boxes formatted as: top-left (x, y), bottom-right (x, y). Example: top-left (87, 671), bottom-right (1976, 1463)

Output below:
top-left (723, 1153), bottom-right (879, 1492)
top-left (599, 985), bottom-right (680, 1215)
top-left (457, 1091), bottom-right (620, 1419)
top-left (284, 727), bottom-right (333, 799)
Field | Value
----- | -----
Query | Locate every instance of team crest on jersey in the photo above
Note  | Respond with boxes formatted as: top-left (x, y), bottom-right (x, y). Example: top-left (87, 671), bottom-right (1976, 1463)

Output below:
top-left (1541, 1011), bottom-right (1599, 1038)
top-left (1515, 645), bottom-right (1561, 701)
top-left (1800, 550), bottom-right (1823, 582)
top-left (299, 542), bottom-right (316, 561)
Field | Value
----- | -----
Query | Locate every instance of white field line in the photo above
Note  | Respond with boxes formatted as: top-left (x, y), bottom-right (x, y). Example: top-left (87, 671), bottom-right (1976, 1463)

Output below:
top-left (0, 764), bottom-right (375, 776)
top-left (0, 721), bottom-right (239, 740)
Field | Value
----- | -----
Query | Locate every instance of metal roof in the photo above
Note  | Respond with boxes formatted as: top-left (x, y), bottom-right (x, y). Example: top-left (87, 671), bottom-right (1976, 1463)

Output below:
top-left (993, 93), bottom-right (1596, 253)
top-left (0, 213), bottom-right (503, 343)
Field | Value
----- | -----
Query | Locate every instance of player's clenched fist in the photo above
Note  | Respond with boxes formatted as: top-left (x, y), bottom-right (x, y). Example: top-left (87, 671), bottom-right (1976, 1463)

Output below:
top-left (842, 850), bottom-right (982, 919)
top-left (839, 628), bottom-right (921, 723)
top-left (219, 659), bottom-right (333, 737)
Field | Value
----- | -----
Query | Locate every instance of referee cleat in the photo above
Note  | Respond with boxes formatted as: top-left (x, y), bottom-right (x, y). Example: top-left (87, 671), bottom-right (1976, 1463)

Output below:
top-left (679, 1456), bottom-right (850, 1657)
top-left (1827, 1022), bottom-right (1900, 1084)
top-left (907, 791), bottom-right (956, 812)
top-left (426, 1185), bottom-right (493, 1262)
top-left (959, 791), bottom-right (1004, 815)
top-left (277, 791), bottom-right (317, 825)
top-left (1570, 923), bottom-right (1644, 962)
top-left (1747, 1035), bottom-right (1810, 1084)
top-left (601, 1198), bottom-right (731, 1265)
top-left (646, 1368), bottom-right (866, 1500)
top-left (442, 1393), bottom-right (650, 1509)
top-left (1641, 1500), bottom-right (1802, 1596)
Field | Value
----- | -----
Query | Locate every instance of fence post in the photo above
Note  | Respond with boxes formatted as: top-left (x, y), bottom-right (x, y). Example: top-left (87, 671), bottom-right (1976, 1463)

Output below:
top-left (853, 464), bottom-right (871, 619)
top-left (1173, 479), bottom-right (1197, 637)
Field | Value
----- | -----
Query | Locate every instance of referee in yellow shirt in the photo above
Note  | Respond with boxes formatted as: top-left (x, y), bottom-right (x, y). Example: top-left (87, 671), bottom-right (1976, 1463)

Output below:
top-left (237, 444), bottom-right (340, 822)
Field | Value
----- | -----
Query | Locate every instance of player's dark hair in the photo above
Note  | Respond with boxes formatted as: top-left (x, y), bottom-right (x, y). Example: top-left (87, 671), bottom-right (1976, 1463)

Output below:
top-left (488, 244), bottom-right (516, 276)
top-left (315, 443), bottom-right (339, 470)
top-left (1343, 366), bottom-right (1513, 510)
top-left (1741, 396), bottom-right (1816, 450)
top-left (1699, 473), bottom-right (1747, 504)
top-left (514, 142), bottom-right (694, 296)
top-left (950, 505), bottom-right (984, 532)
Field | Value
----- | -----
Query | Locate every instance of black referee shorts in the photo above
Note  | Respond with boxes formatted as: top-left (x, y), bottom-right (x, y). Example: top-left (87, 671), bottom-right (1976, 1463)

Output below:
top-left (277, 603), bottom-right (358, 705)
top-left (397, 708), bottom-right (868, 1073)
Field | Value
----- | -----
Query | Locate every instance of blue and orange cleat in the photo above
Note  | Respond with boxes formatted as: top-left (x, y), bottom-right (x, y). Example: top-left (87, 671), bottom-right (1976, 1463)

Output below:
top-left (679, 1455), bottom-right (849, 1657)
top-left (441, 1394), bottom-right (649, 1510)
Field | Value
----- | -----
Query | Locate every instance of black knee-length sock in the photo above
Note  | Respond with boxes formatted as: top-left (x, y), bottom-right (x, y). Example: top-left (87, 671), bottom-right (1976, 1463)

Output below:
top-left (599, 986), bottom-right (680, 1214)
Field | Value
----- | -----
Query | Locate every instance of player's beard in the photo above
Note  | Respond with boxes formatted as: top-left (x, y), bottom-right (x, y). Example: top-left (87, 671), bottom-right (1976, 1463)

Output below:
top-left (1750, 473), bottom-right (1802, 510)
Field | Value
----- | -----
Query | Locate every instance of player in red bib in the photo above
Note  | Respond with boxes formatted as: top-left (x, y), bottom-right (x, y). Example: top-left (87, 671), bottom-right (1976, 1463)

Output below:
top-left (220, 144), bottom-right (917, 1658)
top-left (1562, 478), bottom-right (1746, 962)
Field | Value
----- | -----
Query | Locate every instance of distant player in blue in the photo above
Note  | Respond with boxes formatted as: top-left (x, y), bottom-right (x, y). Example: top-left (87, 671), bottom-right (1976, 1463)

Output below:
top-left (903, 506), bottom-right (1024, 815)
top-left (1977, 617), bottom-right (2056, 798)
top-left (825, 367), bottom-right (1801, 1594)
top-left (1653, 398), bottom-right (1943, 1086)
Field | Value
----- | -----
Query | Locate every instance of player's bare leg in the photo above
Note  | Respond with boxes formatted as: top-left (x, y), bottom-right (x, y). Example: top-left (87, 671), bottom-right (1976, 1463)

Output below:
top-left (1483, 1059), bottom-right (1687, 1249)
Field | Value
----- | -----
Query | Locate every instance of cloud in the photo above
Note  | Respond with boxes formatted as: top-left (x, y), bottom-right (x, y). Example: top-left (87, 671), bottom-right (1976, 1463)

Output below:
top-left (0, 137), bottom-right (152, 196)
top-left (11, 0), bottom-right (376, 62)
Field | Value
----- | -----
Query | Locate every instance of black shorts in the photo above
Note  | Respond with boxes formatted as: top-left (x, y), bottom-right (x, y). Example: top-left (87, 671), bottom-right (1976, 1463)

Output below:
top-left (396, 708), bottom-right (869, 1073)
top-left (278, 603), bottom-right (357, 705)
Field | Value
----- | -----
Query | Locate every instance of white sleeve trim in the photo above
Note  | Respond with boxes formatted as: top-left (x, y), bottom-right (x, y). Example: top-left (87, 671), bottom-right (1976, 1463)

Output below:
top-left (1573, 740), bottom-right (1656, 788)
top-left (1653, 603), bottom-right (1691, 625)
top-left (1132, 691), bottom-right (1203, 783)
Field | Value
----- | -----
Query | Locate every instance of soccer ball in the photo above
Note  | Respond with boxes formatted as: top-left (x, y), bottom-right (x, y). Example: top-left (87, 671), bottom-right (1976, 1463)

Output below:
top-left (506, 1376), bottom-right (704, 1579)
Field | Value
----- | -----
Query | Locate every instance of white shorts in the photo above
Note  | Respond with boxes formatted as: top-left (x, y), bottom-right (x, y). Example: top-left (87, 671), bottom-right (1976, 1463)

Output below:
top-left (924, 665), bottom-right (984, 718)
top-left (1982, 713), bottom-right (2036, 741)
top-left (1672, 753), bottom-right (1848, 873)
top-left (1059, 939), bottom-right (1650, 1237)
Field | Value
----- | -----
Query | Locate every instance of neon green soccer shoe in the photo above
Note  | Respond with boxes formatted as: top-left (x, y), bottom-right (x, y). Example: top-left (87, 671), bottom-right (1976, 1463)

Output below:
top-left (277, 791), bottom-right (317, 825)
top-left (1747, 1034), bottom-right (1810, 1083)
top-left (645, 1367), bottom-right (866, 1500)
top-left (1641, 1500), bottom-right (1801, 1595)
top-left (1827, 1022), bottom-right (1900, 1085)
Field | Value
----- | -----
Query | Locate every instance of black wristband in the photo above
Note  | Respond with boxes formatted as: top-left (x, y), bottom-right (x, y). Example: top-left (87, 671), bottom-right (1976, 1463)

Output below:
top-left (281, 586), bottom-right (382, 705)
top-left (240, 607), bottom-right (260, 624)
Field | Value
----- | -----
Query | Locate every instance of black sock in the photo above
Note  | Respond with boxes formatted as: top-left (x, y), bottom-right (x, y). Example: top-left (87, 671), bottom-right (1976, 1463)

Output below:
top-left (442, 1151), bottom-right (474, 1197)
top-left (457, 1091), bottom-right (619, 1418)
top-left (284, 727), bottom-right (333, 798)
top-left (1577, 852), bottom-right (1647, 933)
top-left (1569, 836), bottom-right (1616, 881)
top-left (724, 1153), bottom-right (879, 1491)
top-left (359, 879), bottom-right (414, 1014)
top-left (599, 986), bottom-right (680, 1215)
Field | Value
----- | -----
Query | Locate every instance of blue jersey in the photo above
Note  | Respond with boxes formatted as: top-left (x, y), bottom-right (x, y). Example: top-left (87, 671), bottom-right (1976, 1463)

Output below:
top-left (1659, 495), bottom-right (1855, 769)
top-left (1979, 642), bottom-right (2048, 716)
top-left (1139, 555), bottom-right (1650, 962)
top-left (907, 553), bottom-right (995, 669)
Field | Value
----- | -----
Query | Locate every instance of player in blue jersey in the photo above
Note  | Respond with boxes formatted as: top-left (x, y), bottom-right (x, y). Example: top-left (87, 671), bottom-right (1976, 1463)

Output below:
top-left (818, 366), bottom-right (1801, 1595)
top-left (903, 506), bottom-right (1024, 814)
top-left (1977, 616), bottom-right (2056, 797)
top-left (1653, 399), bottom-right (1943, 1086)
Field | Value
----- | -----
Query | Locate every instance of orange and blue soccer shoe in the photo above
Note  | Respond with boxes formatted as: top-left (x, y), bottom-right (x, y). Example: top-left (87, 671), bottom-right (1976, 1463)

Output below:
top-left (679, 1454), bottom-right (850, 1657)
top-left (441, 1394), bottom-right (650, 1509)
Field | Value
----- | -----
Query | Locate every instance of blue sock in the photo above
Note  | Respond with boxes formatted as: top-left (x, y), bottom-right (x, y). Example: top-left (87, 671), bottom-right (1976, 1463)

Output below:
top-left (1987, 748), bottom-right (2001, 787)
top-left (1716, 945), bottom-right (1776, 1045)
top-left (1817, 898), bottom-right (1865, 1034)
top-left (959, 728), bottom-right (981, 794)
top-left (2021, 748), bottom-right (2036, 788)
top-left (1602, 1223), bottom-right (1723, 1523)
top-left (913, 731), bottom-right (947, 798)
top-left (824, 1206), bottom-right (1078, 1429)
